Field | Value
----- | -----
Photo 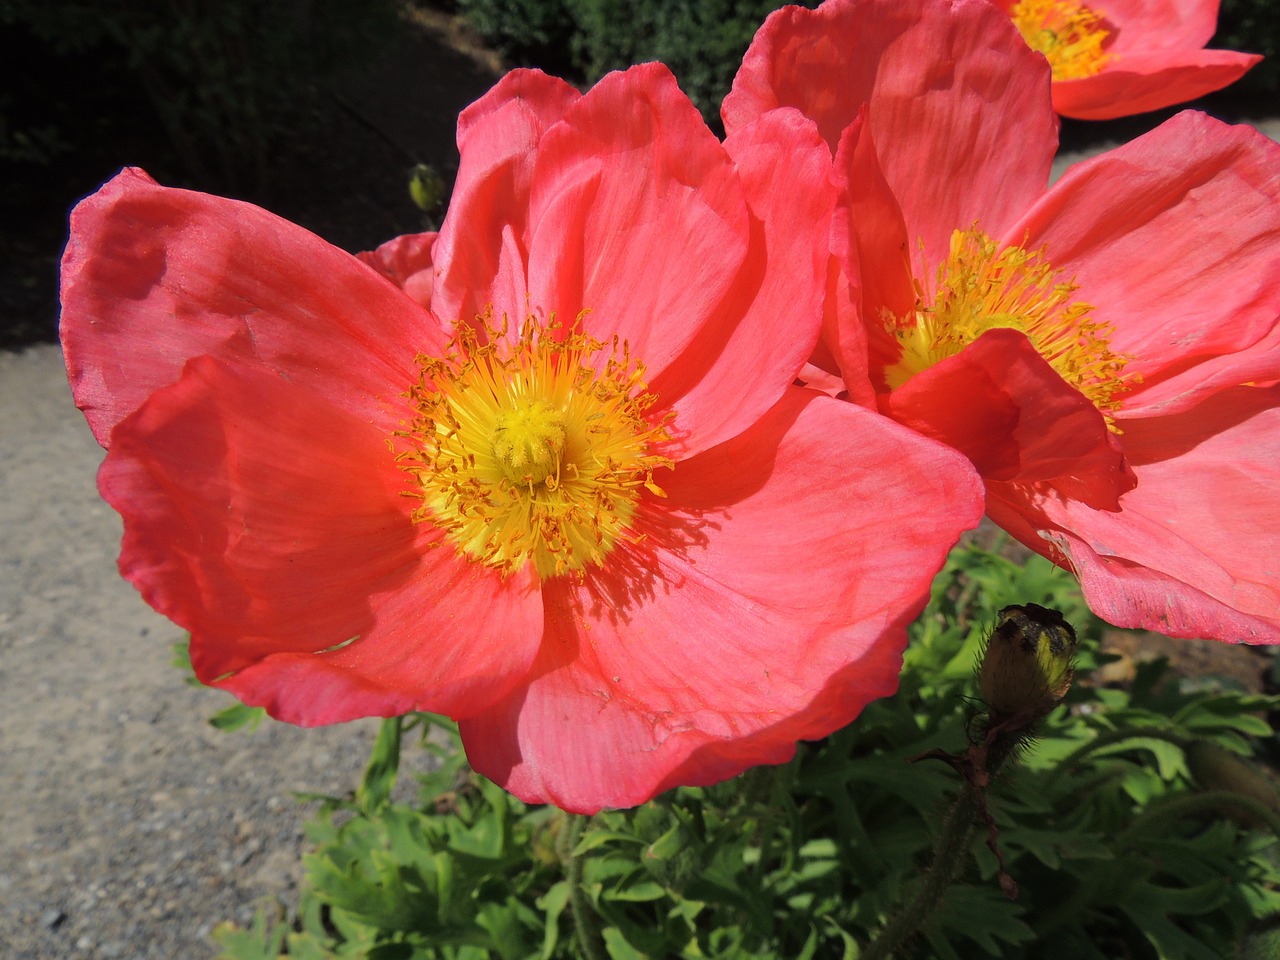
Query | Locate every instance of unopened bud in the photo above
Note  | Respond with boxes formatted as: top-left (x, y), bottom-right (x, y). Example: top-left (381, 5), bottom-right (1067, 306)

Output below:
top-left (978, 603), bottom-right (1077, 724)
top-left (409, 163), bottom-right (446, 214)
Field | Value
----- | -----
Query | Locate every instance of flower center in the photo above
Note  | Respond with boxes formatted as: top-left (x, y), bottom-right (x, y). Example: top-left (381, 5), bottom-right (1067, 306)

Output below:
top-left (1009, 0), bottom-right (1114, 80)
top-left (398, 312), bottom-right (673, 579)
top-left (882, 228), bottom-right (1136, 417)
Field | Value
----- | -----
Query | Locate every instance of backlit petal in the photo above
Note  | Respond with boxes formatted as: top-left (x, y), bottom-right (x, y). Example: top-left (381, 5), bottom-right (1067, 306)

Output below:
top-left (61, 168), bottom-right (439, 446)
top-left (649, 107), bottom-right (836, 456)
top-left (1012, 112), bottom-right (1280, 416)
top-left (725, 0), bottom-right (1055, 268)
top-left (1050, 50), bottom-right (1262, 119)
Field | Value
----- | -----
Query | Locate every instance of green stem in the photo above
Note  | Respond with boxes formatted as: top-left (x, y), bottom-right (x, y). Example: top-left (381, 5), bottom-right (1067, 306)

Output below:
top-left (559, 813), bottom-right (605, 960)
top-left (861, 787), bottom-right (982, 960)
top-left (862, 732), bottom-right (1023, 960)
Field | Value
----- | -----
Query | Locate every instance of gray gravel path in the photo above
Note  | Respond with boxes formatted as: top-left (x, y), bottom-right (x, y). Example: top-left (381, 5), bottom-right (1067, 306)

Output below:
top-left (0, 345), bottom-right (418, 960)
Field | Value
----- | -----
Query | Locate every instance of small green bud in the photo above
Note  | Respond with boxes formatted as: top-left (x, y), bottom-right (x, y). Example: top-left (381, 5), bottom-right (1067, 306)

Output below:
top-left (978, 603), bottom-right (1077, 723)
top-left (409, 163), bottom-right (445, 214)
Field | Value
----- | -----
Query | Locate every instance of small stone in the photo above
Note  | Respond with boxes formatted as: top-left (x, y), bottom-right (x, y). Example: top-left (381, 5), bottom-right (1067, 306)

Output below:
top-left (40, 908), bottom-right (66, 930)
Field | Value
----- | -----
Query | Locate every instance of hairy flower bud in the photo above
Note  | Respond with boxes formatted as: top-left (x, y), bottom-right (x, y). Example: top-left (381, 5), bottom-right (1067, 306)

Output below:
top-left (978, 603), bottom-right (1077, 724)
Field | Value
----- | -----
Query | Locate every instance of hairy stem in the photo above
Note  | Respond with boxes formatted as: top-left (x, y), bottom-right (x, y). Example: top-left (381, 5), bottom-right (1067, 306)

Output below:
top-left (861, 787), bottom-right (981, 960)
top-left (559, 813), bottom-right (605, 960)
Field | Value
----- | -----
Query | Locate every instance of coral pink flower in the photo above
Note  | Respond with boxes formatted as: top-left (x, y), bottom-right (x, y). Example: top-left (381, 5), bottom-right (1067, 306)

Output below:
top-left (60, 64), bottom-right (984, 812)
top-left (993, 0), bottom-right (1261, 119)
top-left (725, 0), bottom-right (1280, 644)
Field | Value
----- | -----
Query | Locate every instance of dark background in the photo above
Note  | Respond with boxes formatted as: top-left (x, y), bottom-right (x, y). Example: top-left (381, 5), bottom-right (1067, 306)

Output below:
top-left (2, 0), bottom-right (1276, 351)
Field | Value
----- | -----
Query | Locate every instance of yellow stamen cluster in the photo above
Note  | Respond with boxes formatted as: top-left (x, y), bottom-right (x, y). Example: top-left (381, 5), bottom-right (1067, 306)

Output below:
top-left (1010, 0), bottom-right (1114, 80)
top-left (397, 312), bottom-right (673, 579)
top-left (883, 228), bottom-right (1136, 418)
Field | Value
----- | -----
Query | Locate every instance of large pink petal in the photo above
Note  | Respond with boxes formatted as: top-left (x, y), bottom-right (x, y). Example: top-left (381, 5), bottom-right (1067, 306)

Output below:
top-left (102, 356), bottom-right (544, 724)
top-left (523, 63), bottom-right (748, 382)
top-left (881, 330), bottom-right (1134, 508)
top-left (60, 168), bottom-right (440, 447)
top-left (1099, 0), bottom-right (1223, 52)
top-left (724, 0), bottom-right (1056, 268)
top-left (831, 113), bottom-right (916, 395)
top-left (357, 231), bottom-right (439, 311)
top-left (1051, 51), bottom-right (1261, 120)
top-left (988, 385), bottom-right (1280, 644)
top-left (430, 70), bottom-right (581, 325)
top-left (460, 389), bottom-right (984, 811)
top-left (647, 107), bottom-right (835, 456)
top-left (1010, 112), bottom-right (1280, 416)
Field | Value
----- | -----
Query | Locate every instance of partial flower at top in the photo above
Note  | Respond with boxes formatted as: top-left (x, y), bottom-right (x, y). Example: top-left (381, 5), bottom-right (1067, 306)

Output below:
top-left (725, 0), bottom-right (1280, 644)
top-left (993, 0), bottom-right (1261, 119)
top-left (60, 64), bottom-right (984, 812)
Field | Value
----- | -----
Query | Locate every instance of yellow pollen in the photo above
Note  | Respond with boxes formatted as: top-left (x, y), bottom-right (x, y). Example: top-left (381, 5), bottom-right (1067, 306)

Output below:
top-left (492, 400), bottom-right (566, 485)
top-left (1010, 0), bottom-right (1114, 80)
top-left (396, 311), bottom-right (674, 580)
top-left (882, 228), bottom-right (1137, 420)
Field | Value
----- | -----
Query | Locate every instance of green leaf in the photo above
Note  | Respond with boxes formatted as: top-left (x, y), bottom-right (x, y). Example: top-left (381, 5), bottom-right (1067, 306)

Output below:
top-left (208, 701), bottom-right (266, 733)
top-left (358, 716), bottom-right (403, 813)
top-left (601, 926), bottom-right (649, 960)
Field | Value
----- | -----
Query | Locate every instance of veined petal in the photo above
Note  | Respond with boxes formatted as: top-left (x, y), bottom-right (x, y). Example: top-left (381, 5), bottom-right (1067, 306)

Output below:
top-left (649, 107), bottom-right (836, 456)
top-left (1050, 50), bottom-right (1262, 120)
top-left (831, 112), bottom-right (916, 393)
top-left (60, 168), bottom-right (438, 446)
top-left (102, 356), bottom-right (544, 724)
top-left (431, 69), bottom-right (581, 325)
top-left (460, 390), bottom-right (984, 811)
top-left (724, 0), bottom-right (1055, 268)
top-left (989, 385), bottom-right (1280, 643)
top-left (1094, 0), bottom-right (1222, 52)
top-left (524, 63), bottom-right (748, 381)
top-left (1011, 112), bottom-right (1280, 416)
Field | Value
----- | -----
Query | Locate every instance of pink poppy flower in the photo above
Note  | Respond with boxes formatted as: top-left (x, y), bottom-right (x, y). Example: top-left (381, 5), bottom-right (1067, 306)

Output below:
top-left (60, 63), bottom-right (984, 812)
top-left (992, 0), bottom-right (1261, 119)
top-left (725, 0), bottom-right (1280, 644)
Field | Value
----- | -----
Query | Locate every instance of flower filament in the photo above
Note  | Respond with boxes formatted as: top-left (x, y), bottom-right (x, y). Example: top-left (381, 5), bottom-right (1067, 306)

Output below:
top-left (1010, 0), bottom-right (1114, 80)
top-left (882, 227), bottom-right (1137, 418)
top-left (398, 312), bottom-right (673, 579)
